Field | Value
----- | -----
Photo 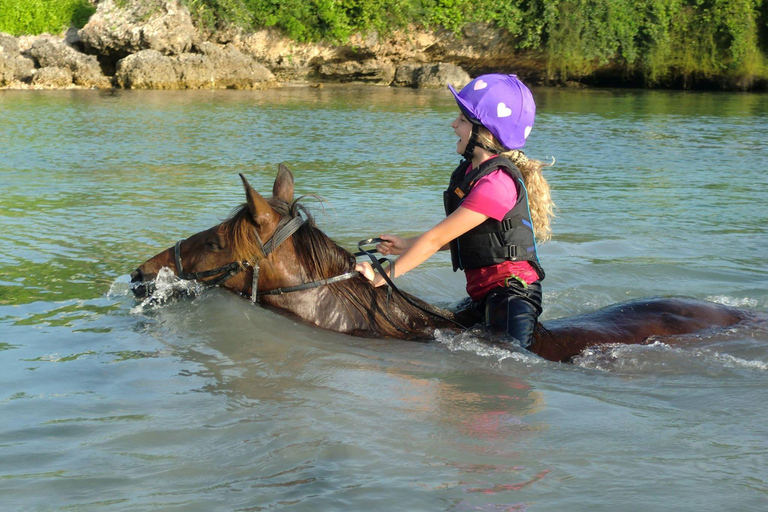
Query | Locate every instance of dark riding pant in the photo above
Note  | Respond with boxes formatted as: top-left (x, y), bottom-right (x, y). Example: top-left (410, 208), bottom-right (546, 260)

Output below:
top-left (455, 281), bottom-right (542, 349)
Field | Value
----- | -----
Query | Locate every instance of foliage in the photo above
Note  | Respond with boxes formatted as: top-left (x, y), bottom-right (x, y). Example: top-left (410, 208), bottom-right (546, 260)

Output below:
top-left (1, 0), bottom-right (764, 86)
top-left (181, 0), bottom-right (766, 86)
top-left (0, 0), bottom-right (95, 36)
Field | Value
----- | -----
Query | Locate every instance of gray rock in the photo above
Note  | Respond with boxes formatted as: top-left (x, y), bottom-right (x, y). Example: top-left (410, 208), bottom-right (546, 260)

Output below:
top-left (11, 55), bottom-right (35, 82)
top-left (317, 58), bottom-right (395, 84)
top-left (116, 46), bottom-right (275, 90)
top-left (412, 63), bottom-right (470, 89)
top-left (0, 32), bottom-right (17, 85)
top-left (79, 0), bottom-right (198, 58)
top-left (28, 37), bottom-right (111, 88)
top-left (171, 52), bottom-right (215, 89)
top-left (1, 33), bottom-right (36, 86)
top-left (0, 54), bottom-right (12, 85)
top-left (115, 49), bottom-right (178, 89)
top-left (196, 43), bottom-right (275, 89)
top-left (393, 62), bottom-right (470, 89)
top-left (393, 63), bottom-right (420, 87)
top-left (32, 66), bottom-right (74, 88)
top-left (0, 32), bottom-right (19, 54)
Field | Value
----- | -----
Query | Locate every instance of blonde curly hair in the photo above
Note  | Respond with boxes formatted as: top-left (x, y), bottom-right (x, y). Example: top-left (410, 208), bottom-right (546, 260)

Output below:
top-left (476, 127), bottom-right (555, 243)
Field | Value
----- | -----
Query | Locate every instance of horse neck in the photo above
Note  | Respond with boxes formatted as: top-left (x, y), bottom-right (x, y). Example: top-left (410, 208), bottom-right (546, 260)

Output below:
top-left (261, 278), bottom-right (454, 339)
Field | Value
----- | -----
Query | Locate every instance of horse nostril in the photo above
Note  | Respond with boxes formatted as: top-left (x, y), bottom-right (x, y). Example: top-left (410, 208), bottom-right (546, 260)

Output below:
top-left (130, 269), bottom-right (142, 282)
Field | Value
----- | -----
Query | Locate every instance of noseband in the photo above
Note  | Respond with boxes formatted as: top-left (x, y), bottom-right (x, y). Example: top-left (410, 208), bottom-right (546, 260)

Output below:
top-left (173, 215), bottom-right (357, 303)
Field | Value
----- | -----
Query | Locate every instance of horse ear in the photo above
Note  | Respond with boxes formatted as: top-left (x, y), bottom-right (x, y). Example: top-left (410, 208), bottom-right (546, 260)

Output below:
top-left (273, 163), bottom-right (295, 203)
top-left (240, 173), bottom-right (278, 229)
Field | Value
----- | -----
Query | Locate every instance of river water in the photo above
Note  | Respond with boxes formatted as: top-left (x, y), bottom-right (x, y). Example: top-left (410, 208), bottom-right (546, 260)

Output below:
top-left (1, 86), bottom-right (767, 511)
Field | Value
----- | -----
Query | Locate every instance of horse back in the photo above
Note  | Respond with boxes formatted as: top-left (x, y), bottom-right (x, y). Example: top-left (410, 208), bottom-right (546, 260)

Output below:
top-left (532, 297), bottom-right (745, 362)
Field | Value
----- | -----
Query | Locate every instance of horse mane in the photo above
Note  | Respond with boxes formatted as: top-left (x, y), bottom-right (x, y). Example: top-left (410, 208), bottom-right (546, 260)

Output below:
top-left (222, 198), bottom-right (455, 338)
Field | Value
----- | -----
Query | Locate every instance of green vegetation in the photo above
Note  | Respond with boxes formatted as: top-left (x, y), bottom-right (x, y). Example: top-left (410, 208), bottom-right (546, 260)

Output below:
top-left (184, 0), bottom-right (767, 87)
top-left (1, 0), bottom-right (765, 87)
top-left (0, 0), bottom-right (95, 36)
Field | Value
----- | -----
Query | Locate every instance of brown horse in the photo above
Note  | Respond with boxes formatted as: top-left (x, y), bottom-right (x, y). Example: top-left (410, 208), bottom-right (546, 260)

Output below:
top-left (131, 166), bottom-right (748, 362)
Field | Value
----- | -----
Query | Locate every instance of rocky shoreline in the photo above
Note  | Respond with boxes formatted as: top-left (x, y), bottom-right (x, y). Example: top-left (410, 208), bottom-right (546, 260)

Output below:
top-left (0, 0), bottom-right (504, 89)
top-left (4, 0), bottom-right (762, 92)
top-left (0, 0), bottom-right (495, 92)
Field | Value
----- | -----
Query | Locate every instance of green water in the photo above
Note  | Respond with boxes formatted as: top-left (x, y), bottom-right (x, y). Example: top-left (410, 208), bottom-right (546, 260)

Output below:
top-left (0, 86), bottom-right (767, 511)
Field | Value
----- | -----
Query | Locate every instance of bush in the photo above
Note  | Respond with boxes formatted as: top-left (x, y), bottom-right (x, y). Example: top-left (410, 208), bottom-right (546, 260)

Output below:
top-left (0, 0), bottom-right (96, 36)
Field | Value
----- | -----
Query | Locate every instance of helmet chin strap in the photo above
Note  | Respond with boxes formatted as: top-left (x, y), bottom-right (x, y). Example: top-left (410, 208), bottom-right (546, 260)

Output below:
top-left (462, 123), bottom-right (500, 162)
top-left (461, 124), bottom-right (480, 161)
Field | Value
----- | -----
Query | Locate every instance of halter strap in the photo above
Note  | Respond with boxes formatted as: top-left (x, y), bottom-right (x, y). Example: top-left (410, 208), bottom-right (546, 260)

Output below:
top-left (258, 270), bottom-right (359, 296)
top-left (250, 215), bottom-right (307, 302)
top-left (174, 240), bottom-right (242, 285)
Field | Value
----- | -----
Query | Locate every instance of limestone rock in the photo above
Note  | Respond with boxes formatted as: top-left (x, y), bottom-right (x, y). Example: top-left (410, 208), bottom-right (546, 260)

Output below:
top-left (413, 63), bottom-right (470, 89)
top-left (392, 63), bottom-right (419, 87)
top-left (11, 55), bottom-right (35, 82)
top-left (226, 28), bottom-right (336, 82)
top-left (394, 62), bottom-right (470, 89)
top-left (0, 33), bottom-right (37, 86)
top-left (317, 58), bottom-right (395, 84)
top-left (79, 0), bottom-right (198, 59)
top-left (196, 42), bottom-right (275, 89)
top-left (32, 66), bottom-right (74, 88)
top-left (116, 46), bottom-right (275, 89)
top-left (0, 32), bottom-right (19, 55)
top-left (28, 37), bottom-right (111, 88)
top-left (115, 49), bottom-right (177, 89)
top-left (171, 52), bottom-right (215, 89)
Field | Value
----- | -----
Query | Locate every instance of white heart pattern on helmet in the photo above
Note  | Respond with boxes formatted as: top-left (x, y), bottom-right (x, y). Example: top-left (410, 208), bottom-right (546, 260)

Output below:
top-left (474, 80), bottom-right (487, 90)
top-left (524, 126), bottom-right (532, 139)
top-left (497, 102), bottom-right (512, 118)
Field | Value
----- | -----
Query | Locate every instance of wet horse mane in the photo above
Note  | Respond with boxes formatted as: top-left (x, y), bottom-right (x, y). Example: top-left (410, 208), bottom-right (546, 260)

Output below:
top-left (221, 198), bottom-right (454, 338)
top-left (222, 198), bottom-right (354, 278)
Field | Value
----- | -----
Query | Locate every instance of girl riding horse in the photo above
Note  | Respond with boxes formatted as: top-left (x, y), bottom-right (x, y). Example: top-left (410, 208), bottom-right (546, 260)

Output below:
top-left (356, 74), bottom-right (554, 350)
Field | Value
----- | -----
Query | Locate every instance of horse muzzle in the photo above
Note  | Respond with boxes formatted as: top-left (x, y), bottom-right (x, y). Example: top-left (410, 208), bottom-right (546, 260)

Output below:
top-left (130, 268), bottom-right (156, 298)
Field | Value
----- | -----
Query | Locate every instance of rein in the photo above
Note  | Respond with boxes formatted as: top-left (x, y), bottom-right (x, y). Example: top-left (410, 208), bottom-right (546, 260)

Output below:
top-left (173, 214), bottom-right (358, 302)
top-left (356, 238), bottom-right (468, 330)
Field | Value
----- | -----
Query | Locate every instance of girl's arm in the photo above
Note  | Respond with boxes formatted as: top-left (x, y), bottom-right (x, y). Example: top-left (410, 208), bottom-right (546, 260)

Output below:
top-left (357, 206), bottom-right (488, 287)
top-left (377, 235), bottom-right (450, 255)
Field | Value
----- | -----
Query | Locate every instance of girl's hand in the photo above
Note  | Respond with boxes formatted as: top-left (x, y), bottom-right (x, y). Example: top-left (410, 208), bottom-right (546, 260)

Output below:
top-left (355, 262), bottom-right (376, 283)
top-left (377, 235), bottom-right (407, 256)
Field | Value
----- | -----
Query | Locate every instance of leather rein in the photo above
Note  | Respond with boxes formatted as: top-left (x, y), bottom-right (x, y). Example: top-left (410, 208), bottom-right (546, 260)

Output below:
top-left (173, 215), bottom-right (358, 303)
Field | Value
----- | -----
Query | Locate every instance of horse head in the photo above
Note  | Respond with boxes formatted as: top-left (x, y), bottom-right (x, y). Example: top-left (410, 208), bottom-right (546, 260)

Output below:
top-left (131, 165), bottom-right (455, 338)
top-left (131, 164), bottom-right (304, 299)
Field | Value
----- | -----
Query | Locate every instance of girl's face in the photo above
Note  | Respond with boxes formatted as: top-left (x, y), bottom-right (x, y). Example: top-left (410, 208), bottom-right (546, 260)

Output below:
top-left (451, 112), bottom-right (473, 155)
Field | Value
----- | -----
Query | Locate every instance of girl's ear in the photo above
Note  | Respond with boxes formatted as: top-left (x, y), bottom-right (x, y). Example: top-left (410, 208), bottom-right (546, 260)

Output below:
top-left (239, 174), bottom-right (279, 231)
top-left (273, 163), bottom-right (295, 203)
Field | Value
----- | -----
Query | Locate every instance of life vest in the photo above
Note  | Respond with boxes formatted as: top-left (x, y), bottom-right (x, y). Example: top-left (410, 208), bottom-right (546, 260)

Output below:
top-left (443, 155), bottom-right (545, 280)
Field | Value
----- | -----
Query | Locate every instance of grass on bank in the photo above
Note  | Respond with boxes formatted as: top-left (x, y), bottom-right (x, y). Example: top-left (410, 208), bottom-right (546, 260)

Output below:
top-left (0, 0), bottom-right (95, 36)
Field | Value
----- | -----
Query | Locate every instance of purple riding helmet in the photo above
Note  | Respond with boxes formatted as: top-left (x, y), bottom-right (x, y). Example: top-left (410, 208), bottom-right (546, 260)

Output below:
top-left (448, 74), bottom-right (535, 158)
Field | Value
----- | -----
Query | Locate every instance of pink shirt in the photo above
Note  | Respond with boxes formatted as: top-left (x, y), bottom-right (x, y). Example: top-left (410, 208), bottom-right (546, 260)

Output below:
top-left (458, 166), bottom-right (539, 301)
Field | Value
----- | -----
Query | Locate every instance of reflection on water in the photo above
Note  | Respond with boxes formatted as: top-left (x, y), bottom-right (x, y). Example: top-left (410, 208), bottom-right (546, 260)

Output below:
top-left (1, 87), bottom-right (767, 511)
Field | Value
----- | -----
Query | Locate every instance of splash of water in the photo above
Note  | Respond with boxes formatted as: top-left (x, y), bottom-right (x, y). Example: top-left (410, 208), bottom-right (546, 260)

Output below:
top-left (706, 295), bottom-right (760, 308)
top-left (128, 267), bottom-right (205, 315)
top-left (434, 328), bottom-right (542, 365)
top-left (573, 340), bottom-right (768, 373)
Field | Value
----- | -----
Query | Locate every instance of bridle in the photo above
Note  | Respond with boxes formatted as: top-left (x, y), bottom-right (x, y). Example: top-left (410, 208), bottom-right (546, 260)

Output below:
top-left (173, 214), bottom-right (358, 303)
top-left (172, 214), bottom-right (466, 331)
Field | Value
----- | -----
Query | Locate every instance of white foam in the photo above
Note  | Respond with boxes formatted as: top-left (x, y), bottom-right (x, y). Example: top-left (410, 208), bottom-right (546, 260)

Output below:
top-left (434, 328), bottom-right (542, 365)
top-left (573, 340), bottom-right (768, 373)
top-left (706, 295), bottom-right (759, 308)
top-left (129, 267), bottom-right (204, 315)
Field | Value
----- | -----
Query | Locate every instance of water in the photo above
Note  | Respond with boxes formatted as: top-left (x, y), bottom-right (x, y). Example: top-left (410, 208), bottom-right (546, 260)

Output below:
top-left (1, 86), bottom-right (767, 511)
